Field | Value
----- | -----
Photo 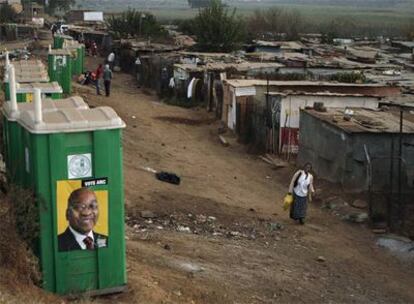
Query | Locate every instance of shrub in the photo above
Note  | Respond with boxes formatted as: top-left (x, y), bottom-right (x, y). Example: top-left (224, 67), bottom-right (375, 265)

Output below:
top-left (106, 9), bottom-right (167, 39)
top-left (192, 0), bottom-right (246, 52)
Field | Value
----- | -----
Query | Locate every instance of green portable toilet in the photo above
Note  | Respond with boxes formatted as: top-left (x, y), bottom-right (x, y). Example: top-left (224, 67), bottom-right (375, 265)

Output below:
top-left (68, 47), bottom-right (80, 76)
top-left (64, 40), bottom-right (86, 75)
top-left (48, 48), bottom-right (72, 94)
top-left (15, 82), bottom-right (63, 102)
top-left (3, 60), bottom-right (49, 100)
top-left (53, 34), bottom-right (73, 49)
top-left (2, 87), bottom-right (89, 185)
top-left (17, 101), bottom-right (127, 295)
top-left (13, 60), bottom-right (49, 83)
top-left (73, 45), bottom-right (85, 75)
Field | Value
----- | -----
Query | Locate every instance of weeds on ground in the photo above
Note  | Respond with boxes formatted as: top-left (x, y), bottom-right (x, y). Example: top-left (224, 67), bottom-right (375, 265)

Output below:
top-left (0, 185), bottom-right (40, 286)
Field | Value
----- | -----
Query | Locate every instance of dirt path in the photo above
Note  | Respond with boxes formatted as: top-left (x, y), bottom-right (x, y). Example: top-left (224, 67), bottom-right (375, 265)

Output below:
top-left (67, 57), bottom-right (414, 304)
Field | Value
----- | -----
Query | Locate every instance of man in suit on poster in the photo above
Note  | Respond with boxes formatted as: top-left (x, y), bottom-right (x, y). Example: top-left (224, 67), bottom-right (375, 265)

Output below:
top-left (58, 187), bottom-right (107, 252)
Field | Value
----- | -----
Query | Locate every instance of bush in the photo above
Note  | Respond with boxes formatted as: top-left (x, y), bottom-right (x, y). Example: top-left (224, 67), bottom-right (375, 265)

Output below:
top-left (46, 0), bottom-right (75, 14)
top-left (192, 0), bottom-right (246, 52)
top-left (0, 4), bottom-right (18, 23)
top-left (0, 186), bottom-right (40, 285)
top-left (176, 19), bottom-right (196, 36)
top-left (106, 9), bottom-right (167, 39)
top-left (403, 17), bottom-right (414, 40)
top-left (247, 7), bottom-right (304, 40)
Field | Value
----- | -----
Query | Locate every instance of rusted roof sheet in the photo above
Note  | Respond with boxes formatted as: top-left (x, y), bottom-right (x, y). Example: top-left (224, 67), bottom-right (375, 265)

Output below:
top-left (303, 107), bottom-right (414, 134)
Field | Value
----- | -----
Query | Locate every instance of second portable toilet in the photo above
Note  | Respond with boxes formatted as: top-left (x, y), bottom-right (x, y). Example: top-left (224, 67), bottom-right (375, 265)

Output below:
top-left (53, 34), bottom-right (73, 49)
top-left (3, 60), bottom-right (50, 100)
top-left (64, 40), bottom-right (85, 76)
top-left (15, 82), bottom-right (63, 102)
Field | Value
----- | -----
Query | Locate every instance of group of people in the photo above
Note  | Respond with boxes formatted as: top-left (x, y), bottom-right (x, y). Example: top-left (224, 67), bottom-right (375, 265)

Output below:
top-left (91, 63), bottom-right (113, 97)
top-left (99, 51), bottom-right (115, 96)
top-left (81, 51), bottom-right (115, 97)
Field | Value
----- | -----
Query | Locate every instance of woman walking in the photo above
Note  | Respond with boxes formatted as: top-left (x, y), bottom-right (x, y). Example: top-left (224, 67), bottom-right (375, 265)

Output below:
top-left (288, 163), bottom-right (315, 225)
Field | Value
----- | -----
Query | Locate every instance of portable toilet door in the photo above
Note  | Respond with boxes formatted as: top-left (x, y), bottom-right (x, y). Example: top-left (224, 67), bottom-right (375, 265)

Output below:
top-left (17, 104), bottom-right (127, 295)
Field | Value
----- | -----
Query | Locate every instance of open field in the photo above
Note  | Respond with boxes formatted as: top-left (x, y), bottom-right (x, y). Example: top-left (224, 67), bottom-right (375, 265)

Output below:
top-left (78, 0), bottom-right (414, 36)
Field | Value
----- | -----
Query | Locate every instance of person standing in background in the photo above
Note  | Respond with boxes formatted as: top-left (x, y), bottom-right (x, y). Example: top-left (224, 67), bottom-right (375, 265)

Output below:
top-left (91, 41), bottom-right (98, 57)
top-left (103, 64), bottom-right (113, 97)
top-left (95, 64), bottom-right (103, 95)
top-left (107, 51), bottom-right (115, 70)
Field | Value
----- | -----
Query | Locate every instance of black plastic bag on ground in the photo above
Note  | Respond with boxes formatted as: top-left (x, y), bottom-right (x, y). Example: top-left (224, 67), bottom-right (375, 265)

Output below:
top-left (155, 172), bottom-right (181, 185)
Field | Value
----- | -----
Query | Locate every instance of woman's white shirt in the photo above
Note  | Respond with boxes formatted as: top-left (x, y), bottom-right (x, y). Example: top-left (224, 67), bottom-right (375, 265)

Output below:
top-left (294, 171), bottom-right (313, 197)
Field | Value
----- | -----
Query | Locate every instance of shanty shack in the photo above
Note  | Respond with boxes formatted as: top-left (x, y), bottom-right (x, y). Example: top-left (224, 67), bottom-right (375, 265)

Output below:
top-left (266, 92), bottom-right (383, 154)
top-left (298, 107), bottom-right (414, 235)
top-left (247, 41), bottom-right (306, 54)
top-left (221, 79), bottom-right (401, 152)
top-left (21, 1), bottom-right (45, 21)
top-left (173, 61), bottom-right (283, 112)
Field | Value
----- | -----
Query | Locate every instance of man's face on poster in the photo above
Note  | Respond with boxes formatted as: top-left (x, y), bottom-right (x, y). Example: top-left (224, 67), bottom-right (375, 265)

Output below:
top-left (66, 189), bottom-right (99, 234)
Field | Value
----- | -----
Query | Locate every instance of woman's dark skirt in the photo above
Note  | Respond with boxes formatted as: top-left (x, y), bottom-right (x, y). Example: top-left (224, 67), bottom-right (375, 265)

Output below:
top-left (290, 193), bottom-right (308, 220)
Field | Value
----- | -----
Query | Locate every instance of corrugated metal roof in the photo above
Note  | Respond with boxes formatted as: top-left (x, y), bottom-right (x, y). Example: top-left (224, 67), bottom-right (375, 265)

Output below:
top-left (224, 79), bottom-right (396, 88)
top-left (178, 51), bottom-right (233, 58)
top-left (174, 62), bottom-right (284, 72)
top-left (303, 108), bottom-right (414, 134)
top-left (267, 92), bottom-right (383, 98)
top-left (392, 41), bottom-right (414, 48)
top-left (253, 40), bottom-right (305, 50)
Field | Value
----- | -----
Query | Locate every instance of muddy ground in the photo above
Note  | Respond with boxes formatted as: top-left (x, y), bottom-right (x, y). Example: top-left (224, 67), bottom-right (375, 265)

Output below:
top-left (1, 52), bottom-right (414, 304)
